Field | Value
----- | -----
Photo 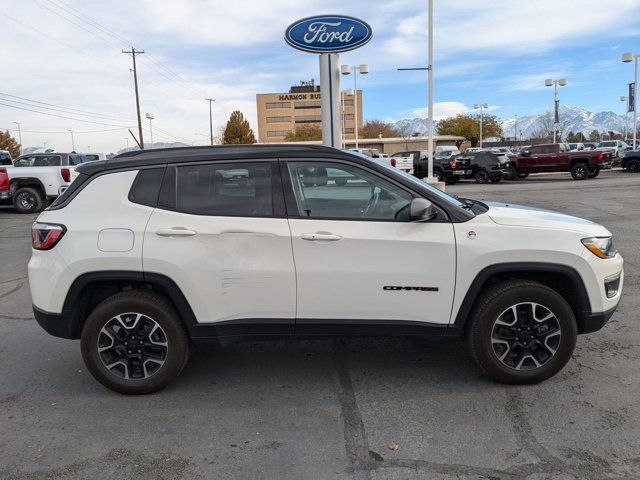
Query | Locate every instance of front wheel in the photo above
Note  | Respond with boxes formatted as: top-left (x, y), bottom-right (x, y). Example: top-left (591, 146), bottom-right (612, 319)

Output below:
top-left (467, 281), bottom-right (577, 384)
top-left (81, 290), bottom-right (190, 395)
top-left (588, 168), bottom-right (600, 178)
top-left (475, 169), bottom-right (490, 184)
top-left (570, 163), bottom-right (589, 180)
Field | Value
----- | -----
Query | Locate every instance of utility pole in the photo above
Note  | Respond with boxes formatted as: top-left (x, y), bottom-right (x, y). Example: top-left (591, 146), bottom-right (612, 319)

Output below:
top-left (205, 98), bottom-right (215, 146)
top-left (13, 122), bottom-right (22, 154)
top-left (123, 47), bottom-right (145, 149)
top-left (68, 129), bottom-right (75, 151)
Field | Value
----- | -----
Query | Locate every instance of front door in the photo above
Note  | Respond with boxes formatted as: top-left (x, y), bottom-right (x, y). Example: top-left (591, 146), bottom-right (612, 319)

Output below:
top-left (283, 160), bottom-right (457, 333)
top-left (143, 161), bottom-right (296, 335)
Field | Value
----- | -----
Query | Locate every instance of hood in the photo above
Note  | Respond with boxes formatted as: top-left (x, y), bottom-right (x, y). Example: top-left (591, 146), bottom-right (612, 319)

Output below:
top-left (483, 201), bottom-right (611, 236)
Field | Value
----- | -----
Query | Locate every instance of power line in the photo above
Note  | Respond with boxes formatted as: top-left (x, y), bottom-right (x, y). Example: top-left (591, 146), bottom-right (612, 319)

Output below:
top-left (1, 126), bottom-right (129, 134)
top-left (0, 101), bottom-right (135, 127)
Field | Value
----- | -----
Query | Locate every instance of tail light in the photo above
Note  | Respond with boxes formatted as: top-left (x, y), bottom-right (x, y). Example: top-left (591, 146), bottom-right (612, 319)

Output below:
top-left (390, 158), bottom-right (397, 167)
top-left (449, 161), bottom-right (457, 169)
top-left (597, 152), bottom-right (603, 161)
top-left (61, 168), bottom-right (71, 182)
top-left (32, 222), bottom-right (66, 250)
top-left (0, 168), bottom-right (8, 191)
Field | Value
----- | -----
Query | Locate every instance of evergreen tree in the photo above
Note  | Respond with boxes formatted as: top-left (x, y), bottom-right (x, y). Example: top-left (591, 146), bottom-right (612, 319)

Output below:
top-left (222, 111), bottom-right (256, 144)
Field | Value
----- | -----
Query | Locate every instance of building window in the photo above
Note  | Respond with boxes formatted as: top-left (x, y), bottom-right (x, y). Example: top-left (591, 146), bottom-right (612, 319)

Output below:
top-left (266, 130), bottom-right (292, 137)
top-left (342, 99), bottom-right (354, 106)
top-left (344, 128), bottom-right (354, 134)
top-left (295, 115), bottom-right (322, 124)
top-left (265, 101), bottom-right (291, 109)
top-left (266, 116), bottom-right (292, 123)
top-left (342, 114), bottom-right (354, 121)
top-left (294, 101), bottom-right (321, 109)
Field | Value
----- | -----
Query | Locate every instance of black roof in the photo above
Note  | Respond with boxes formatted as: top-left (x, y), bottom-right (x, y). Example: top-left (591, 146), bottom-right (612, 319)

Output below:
top-left (77, 144), bottom-right (355, 175)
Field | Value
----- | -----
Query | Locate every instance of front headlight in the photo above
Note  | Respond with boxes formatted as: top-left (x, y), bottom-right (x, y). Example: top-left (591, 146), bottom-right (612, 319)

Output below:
top-left (581, 237), bottom-right (617, 259)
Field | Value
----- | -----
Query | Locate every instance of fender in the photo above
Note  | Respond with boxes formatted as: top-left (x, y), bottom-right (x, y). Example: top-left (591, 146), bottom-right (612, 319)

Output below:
top-left (9, 177), bottom-right (47, 196)
top-left (449, 262), bottom-right (591, 335)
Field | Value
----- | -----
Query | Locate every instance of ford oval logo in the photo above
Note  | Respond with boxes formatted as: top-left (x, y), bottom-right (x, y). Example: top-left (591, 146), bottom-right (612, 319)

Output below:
top-left (285, 15), bottom-right (372, 54)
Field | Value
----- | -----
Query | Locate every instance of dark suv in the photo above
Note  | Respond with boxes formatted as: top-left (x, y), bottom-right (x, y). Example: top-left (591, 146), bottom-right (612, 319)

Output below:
top-left (453, 151), bottom-right (509, 183)
top-left (392, 150), bottom-right (460, 184)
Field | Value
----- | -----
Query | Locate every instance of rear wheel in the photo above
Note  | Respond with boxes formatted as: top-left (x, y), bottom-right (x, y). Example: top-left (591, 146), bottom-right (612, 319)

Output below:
top-left (13, 187), bottom-right (44, 214)
top-left (467, 281), bottom-right (577, 384)
top-left (626, 159), bottom-right (640, 172)
top-left (81, 290), bottom-right (190, 395)
top-left (570, 163), bottom-right (589, 180)
top-left (475, 169), bottom-right (490, 184)
top-left (588, 168), bottom-right (600, 178)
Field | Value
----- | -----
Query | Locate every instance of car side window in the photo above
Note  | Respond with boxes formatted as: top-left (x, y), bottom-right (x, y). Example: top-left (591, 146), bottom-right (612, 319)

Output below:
top-left (287, 162), bottom-right (413, 221)
top-left (528, 147), bottom-right (538, 155)
top-left (168, 162), bottom-right (274, 217)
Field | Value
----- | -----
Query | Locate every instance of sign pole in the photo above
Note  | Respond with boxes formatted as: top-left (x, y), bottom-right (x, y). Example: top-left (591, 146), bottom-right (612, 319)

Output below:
top-left (319, 53), bottom-right (342, 148)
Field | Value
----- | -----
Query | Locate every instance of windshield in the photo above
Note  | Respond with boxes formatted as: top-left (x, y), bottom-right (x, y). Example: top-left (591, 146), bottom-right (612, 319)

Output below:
top-left (599, 142), bottom-right (615, 147)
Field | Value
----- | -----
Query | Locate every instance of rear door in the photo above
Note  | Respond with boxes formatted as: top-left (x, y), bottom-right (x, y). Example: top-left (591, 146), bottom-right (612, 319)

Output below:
top-left (283, 158), bottom-right (456, 332)
top-left (143, 160), bottom-right (296, 335)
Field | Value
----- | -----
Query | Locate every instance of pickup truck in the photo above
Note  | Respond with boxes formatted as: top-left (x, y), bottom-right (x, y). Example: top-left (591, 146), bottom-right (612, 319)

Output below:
top-left (6, 165), bottom-right (73, 213)
top-left (392, 150), bottom-right (460, 184)
top-left (512, 143), bottom-right (612, 180)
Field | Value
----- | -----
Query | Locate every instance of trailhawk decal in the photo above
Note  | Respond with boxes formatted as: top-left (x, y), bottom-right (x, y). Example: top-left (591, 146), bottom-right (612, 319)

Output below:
top-left (383, 286), bottom-right (439, 292)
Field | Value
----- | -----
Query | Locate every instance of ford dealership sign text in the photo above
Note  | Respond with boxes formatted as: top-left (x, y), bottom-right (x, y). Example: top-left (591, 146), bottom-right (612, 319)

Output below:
top-left (285, 15), bottom-right (372, 53)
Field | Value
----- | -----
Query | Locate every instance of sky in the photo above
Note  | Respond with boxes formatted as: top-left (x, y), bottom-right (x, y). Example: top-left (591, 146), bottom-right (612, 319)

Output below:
top-left (1, 0), bottom-right (639, 153)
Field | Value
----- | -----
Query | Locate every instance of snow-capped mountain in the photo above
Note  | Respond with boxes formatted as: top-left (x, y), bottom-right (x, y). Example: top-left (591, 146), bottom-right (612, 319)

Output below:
top-left (392, 105), bottom-right (629, 139)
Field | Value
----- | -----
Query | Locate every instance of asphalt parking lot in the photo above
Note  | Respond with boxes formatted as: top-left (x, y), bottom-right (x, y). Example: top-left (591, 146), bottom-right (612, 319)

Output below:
top-left (1, 169), bottom-right (639, 480)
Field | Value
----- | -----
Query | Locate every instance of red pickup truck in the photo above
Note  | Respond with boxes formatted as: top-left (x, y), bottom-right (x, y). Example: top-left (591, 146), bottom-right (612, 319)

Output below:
top-left (512, 143), bottom-right (612, 180)
top-left (0, 167), bottom-right (10, 203)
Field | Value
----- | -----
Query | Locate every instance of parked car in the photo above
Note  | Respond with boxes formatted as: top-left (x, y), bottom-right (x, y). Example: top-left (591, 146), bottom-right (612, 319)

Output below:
top-left (0, 150), bottom-right (12, 165)
top-left (512, 143), bottom-right (612, 180)
top-left (596, 140), bottom-right (628, 159)
top-left (392, 150), bottom-right (458, 184)
top-left (453, 151), bottom-right (510, 183)
top-left (582, 142), bottom-right (598, 151)
top-left (13, 152), bottom-right (90, 167)
top-left (567, 143), bottom-right (585, 151)
top-left (347, 148), bottom-right (380, 158)
top-left (620, 150), bottom-right (640, 172)
top-left (28, 145), bottom-right (623, 394)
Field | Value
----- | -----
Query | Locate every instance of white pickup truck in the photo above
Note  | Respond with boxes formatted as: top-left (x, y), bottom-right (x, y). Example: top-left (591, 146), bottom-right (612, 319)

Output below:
top-left (6, 153), bottom-right (91, 213)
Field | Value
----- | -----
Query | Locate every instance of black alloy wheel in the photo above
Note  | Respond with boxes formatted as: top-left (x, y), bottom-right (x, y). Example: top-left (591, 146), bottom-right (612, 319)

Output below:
top-left (475, 169), bottom-right (490, 184)
top-left (570, 163), bottom-right (589, 180)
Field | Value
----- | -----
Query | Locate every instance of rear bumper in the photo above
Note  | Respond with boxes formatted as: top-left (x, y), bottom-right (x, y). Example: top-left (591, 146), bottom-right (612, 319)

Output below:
top-left (599, 161), bottom-right (613, 170)
top-left (33, 305), bottom-right (78, 339)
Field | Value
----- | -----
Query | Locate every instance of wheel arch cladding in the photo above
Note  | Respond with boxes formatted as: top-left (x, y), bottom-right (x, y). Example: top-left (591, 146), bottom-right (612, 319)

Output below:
top-left (452, 262), bottom-right (591, 334)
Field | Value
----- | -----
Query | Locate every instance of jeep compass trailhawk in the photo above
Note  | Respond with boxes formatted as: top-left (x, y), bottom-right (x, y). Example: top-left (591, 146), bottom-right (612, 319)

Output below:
top-left (29, 146), bottom-right (623, 394)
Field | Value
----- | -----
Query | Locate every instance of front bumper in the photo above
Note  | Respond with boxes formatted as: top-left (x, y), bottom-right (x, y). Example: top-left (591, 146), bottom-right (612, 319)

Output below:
top-left (580, 306), bottom-right (618, 334)
top-left (0, 190), bottom-right (10, 200)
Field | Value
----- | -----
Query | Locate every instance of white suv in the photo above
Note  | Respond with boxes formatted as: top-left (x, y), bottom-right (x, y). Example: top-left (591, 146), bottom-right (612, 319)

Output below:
top-left (29, 146), bottom-right (624, 394)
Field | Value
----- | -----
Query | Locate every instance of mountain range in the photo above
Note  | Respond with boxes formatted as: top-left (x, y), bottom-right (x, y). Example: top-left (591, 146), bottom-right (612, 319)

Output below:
top-left (392, 105), bottom-right (631, 140)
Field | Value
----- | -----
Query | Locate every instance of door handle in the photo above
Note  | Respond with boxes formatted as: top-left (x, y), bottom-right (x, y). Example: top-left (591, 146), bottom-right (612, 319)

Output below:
top-left (156, 228), bottom-right (197, 237)
top-left (301, 232), bottom-right (342, 241)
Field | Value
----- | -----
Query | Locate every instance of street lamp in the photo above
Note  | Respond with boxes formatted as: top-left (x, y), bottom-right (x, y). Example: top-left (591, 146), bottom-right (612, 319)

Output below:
top-left (473, 103), bottom-right (489, 148)
top-left (340, 63), bottom-right (369, 148)
top-left (68, 129), bottom-right (75, 151)
top-left (545, 78), bottom-right (567, 143)
top-left (205, 98), bottom-right (215, 146)
top-left (145, 112), bottom-right (155, 148)
top-left (13, 122), bottom-right (22, 155)
top-left (622, 52), bottom-right (639, 149)
top-left (620, 95), bottom-right (629, 140)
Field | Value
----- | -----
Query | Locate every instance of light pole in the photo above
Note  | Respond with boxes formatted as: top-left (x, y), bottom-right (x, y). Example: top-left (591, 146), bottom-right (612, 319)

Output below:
top-left (205, 98), bottom-right (215, 146)
top-left (145, 113), bottom-right (154, 148)
top-left (68, 129), bottom-right (75, 151)
top-left (340, 64), bottom-right (369, 149)
top-left (514, 114), bottom-right (518, 143)
top-left (622, 53), bottom-right (639, 149)
top-left (13, 121), bottom-right (22, 154)
top-left (620, 95), bottom-right (628, 140)
top-left (545, 78), bottom-right (567, 143)
top-left (474, 103), bottom-right (489, 148)
top-left (341, 89), bottom-right (354, 148)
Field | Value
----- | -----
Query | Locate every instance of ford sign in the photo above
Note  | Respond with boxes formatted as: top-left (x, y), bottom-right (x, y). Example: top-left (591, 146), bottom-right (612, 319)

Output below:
top-left (285, 15), bottom-right (372, 54)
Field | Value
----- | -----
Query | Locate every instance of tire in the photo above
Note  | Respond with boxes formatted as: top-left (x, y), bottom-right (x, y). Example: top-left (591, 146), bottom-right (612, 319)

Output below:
top-left (445, 176), bottom-right (459, 185)
top-left (81, 290), bottom-right (190, 395)
top-left (505, 166), bottom-right (517, 180)
top-left (13, 187), bottom-right (44, 214)
top-left (627, 159), bottom-right (640, 172)
top-left (335, 177), bottom-right (348, 186)
top-left (475, 169), bottom-right (490, 184)
top-left (571, 163), bottom-right (589, 180)
top-left (466, 280), bottom-right (577, 384)
top-left (517, 172), bottom-right (529, 179)
top-left (588, 168), bottom-right (600, 178)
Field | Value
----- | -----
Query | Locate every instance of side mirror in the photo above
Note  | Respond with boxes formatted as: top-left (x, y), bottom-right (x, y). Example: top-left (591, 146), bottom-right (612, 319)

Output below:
top-left (410, 198), bottom-right (437, 222)
top-left (522, 150), bottom-right (530, 156)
